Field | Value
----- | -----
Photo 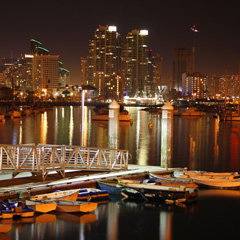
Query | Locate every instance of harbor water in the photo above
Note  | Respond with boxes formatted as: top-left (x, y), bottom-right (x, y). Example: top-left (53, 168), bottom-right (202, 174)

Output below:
top-left (0, 106), bottom-right (240, 240)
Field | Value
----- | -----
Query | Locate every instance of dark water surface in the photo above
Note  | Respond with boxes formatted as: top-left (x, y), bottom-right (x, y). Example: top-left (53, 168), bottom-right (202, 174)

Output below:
top-left (0, 106), bottom-right (239, 171)
top-left (0, 106), bottom-right (240, 239)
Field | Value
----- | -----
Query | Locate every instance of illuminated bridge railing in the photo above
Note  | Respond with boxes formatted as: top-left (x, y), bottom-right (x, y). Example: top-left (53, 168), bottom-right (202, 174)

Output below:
top-left (0, 144), bottom-right (129, 180)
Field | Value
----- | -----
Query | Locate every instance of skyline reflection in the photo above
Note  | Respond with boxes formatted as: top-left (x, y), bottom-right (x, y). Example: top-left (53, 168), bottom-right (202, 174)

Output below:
top-left (0, 106), bottom-right (239, 172)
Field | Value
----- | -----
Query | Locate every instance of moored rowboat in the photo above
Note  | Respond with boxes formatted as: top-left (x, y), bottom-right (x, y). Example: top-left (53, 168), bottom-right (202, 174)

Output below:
top-left (97, 180), bottom-right (122, 195)
top-left (30, 189), bottom-right (80, 201)
top-left (55, 200), bottom-right (98, 213)
top-left (191, 176), bottom-right (240, 189)
top-left (175, 170), bottom-right (240, 189)
top-left (121, 182), bottom-right (198, 203)
top-left (25, 200), bottom-right (57, 213)
top-left (77, 188), bottom-right (109, 202)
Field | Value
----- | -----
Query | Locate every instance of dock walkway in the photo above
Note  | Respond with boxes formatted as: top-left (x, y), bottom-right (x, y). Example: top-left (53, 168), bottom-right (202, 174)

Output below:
top-left (0, 144), bottom-right (129, 180)
top-left (0, 164), bottom-right (184, 200)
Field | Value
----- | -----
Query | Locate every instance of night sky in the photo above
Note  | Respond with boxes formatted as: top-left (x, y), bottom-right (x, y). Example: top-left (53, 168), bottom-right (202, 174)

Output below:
top-left (1, 0), bottom-right (239, 84)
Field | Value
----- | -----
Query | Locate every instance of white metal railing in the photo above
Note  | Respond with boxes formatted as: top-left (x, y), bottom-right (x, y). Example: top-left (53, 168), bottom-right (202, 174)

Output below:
top-left (0, 144), bottom-right (129, 180)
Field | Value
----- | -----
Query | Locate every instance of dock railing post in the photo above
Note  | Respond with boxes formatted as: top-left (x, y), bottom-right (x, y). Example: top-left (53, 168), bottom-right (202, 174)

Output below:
top-left (161, 101), bottom-right (173, 169)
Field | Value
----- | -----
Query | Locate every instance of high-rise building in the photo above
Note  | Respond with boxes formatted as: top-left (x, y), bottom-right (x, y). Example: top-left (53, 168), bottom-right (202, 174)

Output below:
top-left (31, 39), bottom-right (70, 93)
top-left (87, 25), bottom-right (122, 98)
top-left (173, 48), bottom-right (192, 91)
top-left (81, 57), bottom-right (89, 86)
top-left (84, 26), bottom-right (159, 98)
top-left (14, 54), bottom-right (34, 90)
top-left (122, 29), bottom-right (149, 97)
top-left (182, 72), bottom-right (207, 98)
top-left (32, 55), bottom-right (59, 92)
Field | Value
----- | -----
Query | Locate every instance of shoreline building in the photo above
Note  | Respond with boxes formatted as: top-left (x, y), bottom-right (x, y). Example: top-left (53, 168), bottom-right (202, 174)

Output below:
top-left (152, 53), bottom-right (163, 97)
top-left (182, 72), bottom-right (207, 99)
top-left (122, 29), bottom-right (149, 97)
top-left (32, 55), bottom-right (59, 92)
top-left (31, 39), bottom-right (70, 94)
top-left (173, 48), bottom-right (192, 92)
top-left (88, 25), bottom-right (123, 99)
top-left (81, 25), bottom-right (161, 99)
top-left (208, 74), bottom-right (240, 99)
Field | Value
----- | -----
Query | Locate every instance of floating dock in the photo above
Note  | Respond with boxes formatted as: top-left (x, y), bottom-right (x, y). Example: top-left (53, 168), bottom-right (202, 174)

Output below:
top-left (0, 164), bottom-right (184, 200)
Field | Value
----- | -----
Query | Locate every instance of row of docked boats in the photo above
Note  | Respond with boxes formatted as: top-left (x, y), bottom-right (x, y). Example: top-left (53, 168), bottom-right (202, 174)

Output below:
top-left (97, 169), bottom-right (240, 204)
top-left (170, 170), bottom-right (240, 189)
top-left (1, 170), bottom-right (239, 219)
top-left (97, 177), bottom-right (199, 205)
top-left (0, 188), bottom-right (109, 219)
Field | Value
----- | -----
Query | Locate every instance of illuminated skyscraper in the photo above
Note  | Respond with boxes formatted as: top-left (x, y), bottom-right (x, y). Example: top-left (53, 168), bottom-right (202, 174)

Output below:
top-left (81, 57), bottom-right (89, 86)
top-left (31, 39), bottom-right (70, 92)
top-left (122, 29), bottom-right (149, 97)
top-left (173, 48), bottom-right (192, 91)
top-left (32, 55), bottom-right (59, 91)
top-left (182, 72), bottom-right (207, 98)
top-left (88, 25), bottom-right (122, 98)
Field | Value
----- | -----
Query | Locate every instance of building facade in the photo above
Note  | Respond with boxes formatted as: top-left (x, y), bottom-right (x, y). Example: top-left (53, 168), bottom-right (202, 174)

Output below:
top-left (173, 48), bottom-right (192, 91)
top-left (182, 72), bottom-right (208, 99)
top-left (122, 29), bottom-right (149, 97)
top-left (32, 55), bottom-right (59, 92)
top-left (87, 25), bottom-right (122, 99)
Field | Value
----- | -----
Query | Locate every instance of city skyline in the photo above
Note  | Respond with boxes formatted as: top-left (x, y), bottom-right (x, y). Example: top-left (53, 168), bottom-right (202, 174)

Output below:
top-left (1, 0), bottom-right (239, 85)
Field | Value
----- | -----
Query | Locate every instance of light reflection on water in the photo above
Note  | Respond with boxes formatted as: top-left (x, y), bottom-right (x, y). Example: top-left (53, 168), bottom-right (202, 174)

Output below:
top-left (0, 106), bottom-right (239, 172)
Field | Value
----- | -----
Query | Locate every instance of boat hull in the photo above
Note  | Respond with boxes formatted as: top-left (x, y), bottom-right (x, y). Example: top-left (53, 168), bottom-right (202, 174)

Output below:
top-left (25, 200), bottom-right (57, 213)
top-left (77, 188), bottom-right (109, 201)
top-left (192, 177), bottom-right (240, 189)
top-left (30, 189), bottom-right (80, 201)
top-left (121, 183), bottom-right (198, 203)
top-left (56, 200), bottom-right (98, 213)
top-left (97, 181), bottom-right (122, 195)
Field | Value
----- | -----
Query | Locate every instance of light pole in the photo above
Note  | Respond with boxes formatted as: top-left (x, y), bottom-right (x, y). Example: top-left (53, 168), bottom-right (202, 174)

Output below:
top-left (191, 25), bottom-right (199, 73)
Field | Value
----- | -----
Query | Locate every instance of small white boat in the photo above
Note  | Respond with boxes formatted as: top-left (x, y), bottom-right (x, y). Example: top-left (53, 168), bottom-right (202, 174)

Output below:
top-left (92, 105), bottom-right (131, 122)
top-left (55, 200), bottom-right (98, 213)
top-left (92, 111), bottom-right (131, 121)
top-left (177, 170), bottom-right (240, 189)
top-left (150, 172), bottom-right (198, 188)
top-left (177, 170), bottom-right (239, 179)
top-left (30, 189), bottom-right (80, 201)
top-left (192, 176), bottom-right (240, 189)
